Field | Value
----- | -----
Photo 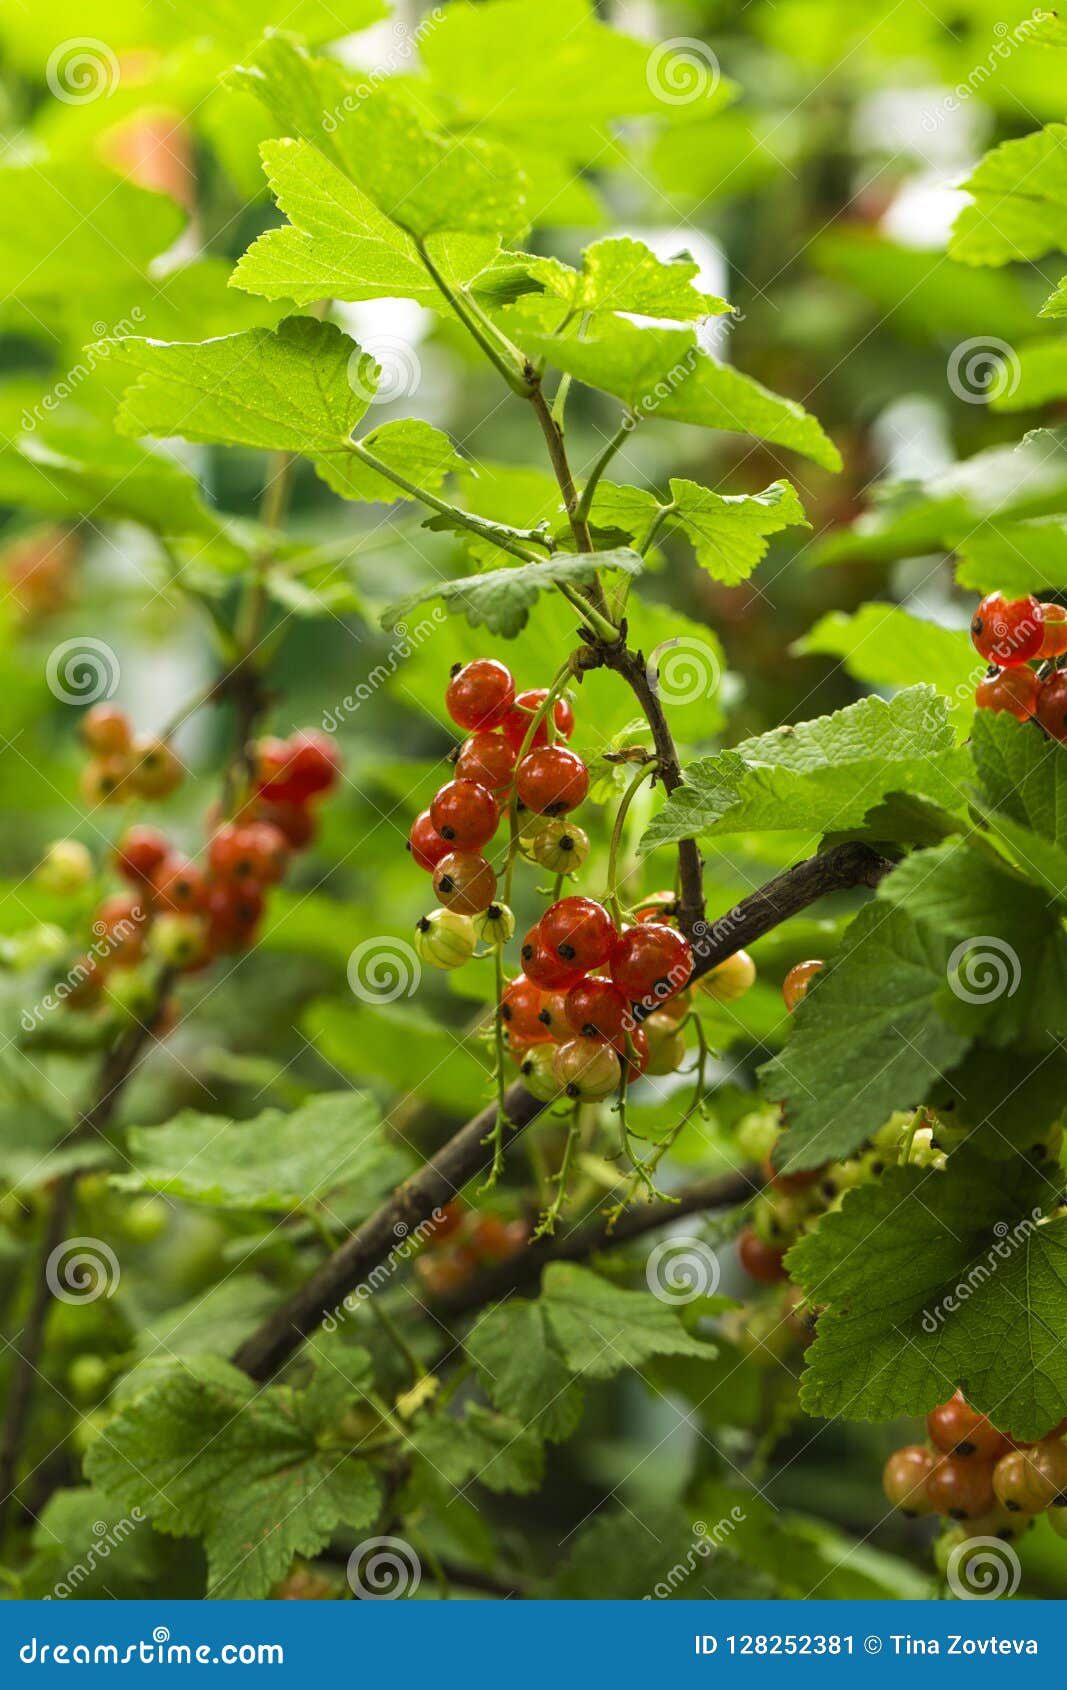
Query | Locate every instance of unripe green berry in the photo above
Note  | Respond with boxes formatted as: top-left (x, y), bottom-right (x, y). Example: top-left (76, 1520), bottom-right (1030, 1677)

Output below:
top-left (414, 908), bottom-right (476, 970)
top-left (752, 1190), bottom-right (809, 1247)
top-left (104, 965), bottom-right (156, 1021)
top-left (531, 820), bottom-right (590, 877)
top-left (474, 902), bottom-right (515, 948)
top-left (150, 912), bottom-right (206, 971)
top-left (519, 1043), bottom-right (561, 1102)
top-left (698, 948), bottom-right (756, 1004)
top-left (37, 840), bottom-right (93, 896)
top-left (736, 1109), bottom-right (780, 1163)
top-left (68, 1354), bottom-right (109, 1401)
top-left (554, 1036), bottom-right (621, 1102)
top-left (122, 1194), bottom-right (168, 1243)
top-left (642, 1010), bottom-right (688, 1076)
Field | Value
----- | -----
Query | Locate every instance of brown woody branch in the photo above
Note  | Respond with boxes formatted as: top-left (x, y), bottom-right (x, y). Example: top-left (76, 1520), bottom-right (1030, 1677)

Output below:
top-left (435, 1166), bottom-right (758, 1319)
top-left (233, 839), bottom-right (890, 1382)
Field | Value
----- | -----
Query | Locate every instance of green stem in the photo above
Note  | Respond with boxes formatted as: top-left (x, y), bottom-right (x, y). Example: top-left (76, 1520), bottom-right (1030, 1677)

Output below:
top-left (368, 1296), bottom-right (425, 1383)
top-left (345, 441), bottom-right (540, 563)
top-left (533, 1105), bottom-right (582, 1238)
top-left (575, 415), bottom-right (634, 524)
top-left (502, 657), bottom-right (576, 905)
top-left (480, 946), bottom-right (510, 1192)
top-left (413, 235), bottom-right (531, 395)
top-left (604, 761), bottom-right (659, 927)
top-left (637, 501), bottom-right (674, 558)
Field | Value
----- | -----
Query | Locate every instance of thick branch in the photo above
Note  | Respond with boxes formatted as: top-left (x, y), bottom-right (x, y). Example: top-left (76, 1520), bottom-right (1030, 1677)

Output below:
top-left (233, 840), bottom-right (890, 1382)
top-left (436, 1166), bottom-right (758, 1319)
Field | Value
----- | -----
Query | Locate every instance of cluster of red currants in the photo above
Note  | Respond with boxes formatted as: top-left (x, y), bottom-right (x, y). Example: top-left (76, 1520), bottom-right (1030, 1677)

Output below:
top-left (415, 1199), bottom-right (529, 1297)
top-left (49, 716), bottom-right (340, 1023)
top-left (79, 703), bottom-right (183, 806)
top-left (408, 658), bottom-right (591, 966)
top-left (5, 524), bottom-right (80, 620)
top-left (970, 590), bottom-right (1067, 736)
top-left (503, 900), bottom-right (696, 1103)
top-left (884, 1392), bottom-right (1067, 1544)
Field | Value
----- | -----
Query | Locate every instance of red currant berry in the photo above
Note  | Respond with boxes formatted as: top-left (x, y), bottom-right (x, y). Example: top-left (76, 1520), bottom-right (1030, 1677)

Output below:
top-left (927, 1392), bottom-right (1009, 1462)
top-left (209, 822), bottom-right (289, 886)
top-left (534, 989), bottom-right (570, 1039)
top-left (514, 746), bottom-right (588, 816)
top-left (539, 897), bottom-right (616, 972)
top-left (519, 927), bottom-right (588, 990)
top-left (502, 688), bottom-right (575, 753)
top-left (256, 798), bottom-right (317, 851)
top-left (127, 735), bottom-right (182, 799)
top-left (975, 667), bottom-right (1040, 720)
top-left (611, 923), bottom-right (694, 1009)
top-left (254, 737), bottom-right (293, 796)
top-left (926, 1455), bottom-right (997, 1520)
top-left (408, 809), bottom-right (452, 873)
top-left (1038, 605), bottom-right (1067, 659)
top-left (283, 730), bottom-right (341, 801)
top-left (454, 731), bottom-right (517, 792)
top-left (81, 754), bottom-right (130, 806)
top-left (432, 851), bottom-right (497, 914)
top-left (150, 854), bottom-right (207, 914)
top-left (205, 881), bottom-right (265, 953)
top-left (565, 977), bottom-right (629, 1041)
top-left (446, 659), bottom-right (515, 732)
top-left (115, 825), bottom-right (170, 884)
top-left (1036, 671), bottom-right (1067, 742)
top-left (783, 959), bottom-right (823, 1013)
top-left (882, 1445), bottom-right (936, 1516)
top-left (736, 1227), bottom-right (787, 1283)
top-left (81, 703), bottom-right (131, 756)
top-left (430, 780), bottom-right (498, 849)
top-left (500, 975), bottom-right (551, 1041)
top-left (971, 591), bottom-right (1044, 667)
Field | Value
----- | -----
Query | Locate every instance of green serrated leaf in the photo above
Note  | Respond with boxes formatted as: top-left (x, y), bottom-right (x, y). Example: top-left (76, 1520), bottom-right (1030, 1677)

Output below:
top-left (411, 1403), bottom-right (544, 1495)
top-left (788, 1151), bottom-right (1065, 1439)
top-left (666, 477), bottom-right (808, 584)
top-left (381, 548), bottom-right (642, 638)
top-left (641, 687), bottom-right (969, 851)
top-left (113, 1092), bottom-right (405, 1211)
top-left (86, 1361), bottom-right (380, 1598)
top-left (950, 124), bottom-right (1067, 267)
top-left (794, 605), bottom-right (977, 730)
top-left (541, 1261), bottom-right (717, 1378)
top-left (464, 1298), bottom-right (585, 1444)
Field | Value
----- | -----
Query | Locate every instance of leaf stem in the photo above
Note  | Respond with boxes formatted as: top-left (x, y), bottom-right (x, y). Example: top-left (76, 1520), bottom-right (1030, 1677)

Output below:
top-left (604, 759), bottom-right (659, 926)
top-left (345, 440), bottom-right (541, 564)
top-left (413, 236), bottom-right (531, 395)
top-left (575, 414), bottom-right (635, 525)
